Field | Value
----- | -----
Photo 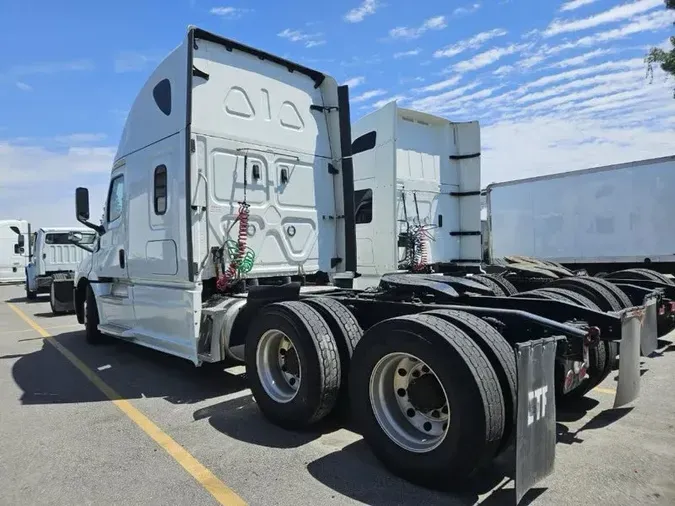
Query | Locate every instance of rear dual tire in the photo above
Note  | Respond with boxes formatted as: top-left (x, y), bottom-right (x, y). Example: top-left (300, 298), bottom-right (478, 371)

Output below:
top-left (349, 312), bottom-right (510, 488)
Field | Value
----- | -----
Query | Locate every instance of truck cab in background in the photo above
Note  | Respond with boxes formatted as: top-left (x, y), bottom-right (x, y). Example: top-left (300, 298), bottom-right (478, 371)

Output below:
top-left (1, 219), bottom-right (31, 284)
top-left (350, 101), bottom-right (483, 289)
top-left (25, 227), bottom-right (96, 314)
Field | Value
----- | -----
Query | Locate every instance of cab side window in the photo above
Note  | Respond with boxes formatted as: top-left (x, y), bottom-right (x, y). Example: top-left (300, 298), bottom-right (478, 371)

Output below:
top-left (107, 175), bottom-right (125, 223)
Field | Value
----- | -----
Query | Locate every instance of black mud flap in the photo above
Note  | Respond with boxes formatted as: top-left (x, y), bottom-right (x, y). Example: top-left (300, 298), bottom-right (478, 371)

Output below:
top-left (515, 336), bottom-right (563, 504)
top-left (613, 298), bottom-right (655, 408)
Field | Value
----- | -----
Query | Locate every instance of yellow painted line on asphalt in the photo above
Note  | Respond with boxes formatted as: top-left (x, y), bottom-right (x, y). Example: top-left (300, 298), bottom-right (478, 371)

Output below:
top-left (0, 323), bottom-right (81, 335)
top-left (593, 386), bottom-right (617, 395)
top-left (7, 302), bottom-right (247, 506)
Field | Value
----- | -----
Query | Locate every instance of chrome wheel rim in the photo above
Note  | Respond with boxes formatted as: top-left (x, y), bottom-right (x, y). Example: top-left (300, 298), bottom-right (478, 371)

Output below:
top-left (256, 329), bottom-right (301, 403)
top-left (369, 352), bottom-right (450, 453)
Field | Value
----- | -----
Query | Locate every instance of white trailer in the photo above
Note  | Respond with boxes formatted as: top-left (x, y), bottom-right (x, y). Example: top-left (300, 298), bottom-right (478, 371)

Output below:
top-left (485, 155), bottom-right (675, 275)
top-left (26, 227), bottom-right (95, 313)
top-left (351, 101), bottom-right (482, 289)
top-left (69, 26), bottom-right (657, 504)
top-left (0, 219), bottom-right (31, 284)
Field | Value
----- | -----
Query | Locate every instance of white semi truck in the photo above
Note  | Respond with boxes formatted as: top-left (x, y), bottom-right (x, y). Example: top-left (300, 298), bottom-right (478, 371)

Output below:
top-left (24, 227), bottom-right (95, 314)
top-left (70, 25), bottom-right (658, 504)
top-left (351, 101), bottom-right (482, 289)
top-left (0, 219), bottom-right (31, 284)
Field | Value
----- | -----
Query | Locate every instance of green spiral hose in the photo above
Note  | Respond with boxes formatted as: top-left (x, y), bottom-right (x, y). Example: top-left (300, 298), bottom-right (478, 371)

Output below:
top-left (225, 240), bottom-right (256, 275)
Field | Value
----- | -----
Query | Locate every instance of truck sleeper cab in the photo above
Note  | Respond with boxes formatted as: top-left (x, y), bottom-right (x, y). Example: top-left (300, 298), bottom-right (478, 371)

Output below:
top-left (1, 219), bottom-right (31, 284)
top-left (72, 26), bottom-right (656, 504)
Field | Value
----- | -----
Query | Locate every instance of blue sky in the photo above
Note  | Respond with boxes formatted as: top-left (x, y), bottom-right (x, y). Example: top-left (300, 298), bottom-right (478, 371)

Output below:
top-left (1, 0), bottom-right (673, 227)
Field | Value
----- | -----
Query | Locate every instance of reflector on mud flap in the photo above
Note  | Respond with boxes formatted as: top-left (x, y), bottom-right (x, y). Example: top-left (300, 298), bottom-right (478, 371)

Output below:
top-left (640, 294), bottom-right (658, 357)
top-left (515, 336), bottom-right (562, 505)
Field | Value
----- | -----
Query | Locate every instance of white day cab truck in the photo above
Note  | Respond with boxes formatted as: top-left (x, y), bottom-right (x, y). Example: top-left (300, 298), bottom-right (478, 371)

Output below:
top-left (70, 26), bottom-right (658, 504)
top-left (23, 227), bottom-right (95, 314)
top-left (0, 219), bottom-right (31, 284)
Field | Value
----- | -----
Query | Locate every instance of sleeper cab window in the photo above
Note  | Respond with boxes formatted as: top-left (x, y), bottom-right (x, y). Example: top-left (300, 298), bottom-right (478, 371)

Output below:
top-left (154, 165), bottom-right (167, 215)
top-left (107, 175), bottom-right (125, 223)
top-left (355, 188), bottom-right (373, 224)
top-left (153, 79), bottom-right (172, 116)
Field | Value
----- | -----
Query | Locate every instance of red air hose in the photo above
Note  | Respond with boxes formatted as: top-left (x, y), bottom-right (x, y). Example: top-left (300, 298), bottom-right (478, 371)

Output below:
top-left (216, 202), bottom-right (250, 291)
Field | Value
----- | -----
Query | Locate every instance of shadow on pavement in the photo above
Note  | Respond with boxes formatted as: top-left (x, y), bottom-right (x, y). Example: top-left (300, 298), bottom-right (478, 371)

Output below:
top-left (306, 438), bottom-right (546, 505)
top-left (555, 407), bottom-right (633, 447)
top-left (193, 393), bottom-right (343, 449)
top-left (10, 330), bottom-right (249, 406)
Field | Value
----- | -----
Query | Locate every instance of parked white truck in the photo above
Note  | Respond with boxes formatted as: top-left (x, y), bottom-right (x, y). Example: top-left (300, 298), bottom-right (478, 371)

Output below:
top-left (70, 26), bottom-right (657, 504)
top-left (25, 227), bottom-right (95, 314)
top-left (485, 155), bottom-right (675, 275)
top-left (0, 219), bottom-right (31, 284)
top-left (351, 101), bottom-right (482, 289)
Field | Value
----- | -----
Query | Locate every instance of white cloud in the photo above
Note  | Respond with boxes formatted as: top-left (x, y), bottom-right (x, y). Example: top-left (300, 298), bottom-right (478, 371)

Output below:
top-left (53, 133), bottom-right (108, 144)
top-left (114, 52), bottom-right (158, 73)
top-left (482, 117), bottom-right (673, 185)
top-left (277, 29), bottom-right (326, 48)
top-left (389, 16), bottom-right (447, 40)
top-left (371, 95), bottom-right (407, 109)
top-left (352, 89), bottom-right (387, 103)
top-left (546, 48), bottom-right (613, 68)
top-left (544, 0), bottom-right (664, 37)
top-left (344, 0), bottom-right (381, 23)
top-left (559, 0), bottom-right (600, 12)
top-left (1, 60), bottom-right (94, 82)
top-left (15, 82), bottom-right (32, 92)
top-left (453, 43), bottom-right (529, 72)
top-left (415, 75), bottom-right (462, 93)
top-left (434, 29), bottom-right (508, 58)
top-left (454, 3), bottom-right (482, 16)
top-left (493, 65), bottom-right (514, 76)
top-left (409, 81), bottom-right (483, 112)
top-left (0, 140), bottom-right (114, 187)
top-left (343, 76), bottom-right (365, 87)
top-left (394, 49), bottom-right (421, 58)
top-left (209, 6), bottom-right (252, 19)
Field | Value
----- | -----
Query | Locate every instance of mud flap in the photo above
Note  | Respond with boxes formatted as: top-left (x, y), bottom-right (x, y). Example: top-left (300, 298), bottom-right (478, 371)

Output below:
top-left (613, 302), bottom-right (650, 408)
top-left (51, 278), bottom-right (75, 313)
top-left (515, 336), bottom-right (563, 504)
top-left (639, 294), bottom-right (658, 357)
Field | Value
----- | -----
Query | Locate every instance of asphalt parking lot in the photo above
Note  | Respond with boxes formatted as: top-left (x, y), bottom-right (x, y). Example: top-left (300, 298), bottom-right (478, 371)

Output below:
top-left (1, 283), bottom-right (675, 506)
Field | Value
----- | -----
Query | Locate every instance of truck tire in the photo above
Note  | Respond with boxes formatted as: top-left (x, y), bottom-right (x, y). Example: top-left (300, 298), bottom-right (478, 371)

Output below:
top-left (25, 277), bottom-right (36, 300)
top-left (301, 297), bottom-right (363, 413)
top-left (49, 282), bottom-right (64, 315)
top-left (535, 287), bottom-right (601, 311)
top-left (422, 309), bottom-right (516, 452)
top-left (547, 278), bottom-right (622, 312)
top-left (84, 285), bottom-right (104, 345)
top-left (473, 274), bottom-right (517, 296)
top-left (469, 275), bottom-right (506, 296)
top-left (349, 313), bottom-right (505, 488)
top-left (513, 289), bottom-right (572, 303)
top-left (605, 268), bottom-right (673, 286)
top-left (245, 301), bottom-right (341, 430)
top-left (582, 277), bottom-right (633, 309)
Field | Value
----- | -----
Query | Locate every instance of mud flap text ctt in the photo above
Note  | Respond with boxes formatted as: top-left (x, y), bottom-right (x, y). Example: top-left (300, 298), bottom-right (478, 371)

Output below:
top-left (515, 336), bottom-right (562, 504)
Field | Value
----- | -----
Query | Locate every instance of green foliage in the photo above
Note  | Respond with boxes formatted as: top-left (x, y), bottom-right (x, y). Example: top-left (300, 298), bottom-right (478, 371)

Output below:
top-left (645, 1), bottom-right (675, 97)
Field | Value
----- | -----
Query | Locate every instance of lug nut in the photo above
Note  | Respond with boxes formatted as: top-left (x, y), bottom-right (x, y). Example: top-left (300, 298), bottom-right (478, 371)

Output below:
top-left (406, 408), bottom-right (415, 418)
top-left (397, 388), bottom-right (406, 397)
top-left (423, 422), bottom-right (432, 432)
top-left (398, 368), bottom-right (407, 377)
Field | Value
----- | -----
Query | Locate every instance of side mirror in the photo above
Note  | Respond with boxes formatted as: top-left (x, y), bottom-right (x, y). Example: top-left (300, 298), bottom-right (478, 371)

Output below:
top-left (351, 131), bottom-right (377, 156)
top-left (68, 232), bottom-right (83, 243)
top-left (14, 245), bottom-right (24, 254)
top-left (76, 187), bottom-right (90, 220)
top-left (16, 234), bottom-right (25, 247)
top-left (75, 187), bottom-right (104, 234)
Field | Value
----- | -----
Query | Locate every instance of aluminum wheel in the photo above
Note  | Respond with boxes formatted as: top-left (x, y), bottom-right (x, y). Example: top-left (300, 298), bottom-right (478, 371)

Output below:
top-left (369, 352), bottom-right (450, 453)
top-left (256, 329), bottom-right (301, 403)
